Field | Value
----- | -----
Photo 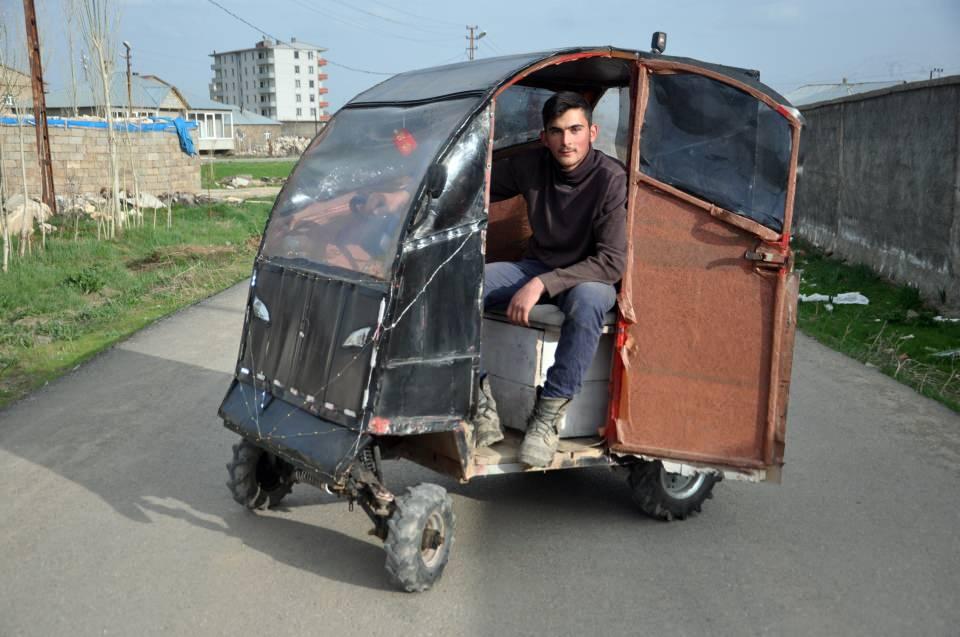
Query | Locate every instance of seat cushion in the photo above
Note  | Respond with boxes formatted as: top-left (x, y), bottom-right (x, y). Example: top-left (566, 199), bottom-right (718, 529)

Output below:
top-left (484, 304), bottom-right (618, 329)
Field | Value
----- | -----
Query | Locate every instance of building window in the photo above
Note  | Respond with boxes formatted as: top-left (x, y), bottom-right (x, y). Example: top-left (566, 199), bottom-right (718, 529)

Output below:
top-left (308, 51), bottom-right (314, 60)
top-left (310, 107), bottom-right (316, 116)
top-left (309, 93), bottom-right (315, 102)
top-left (296, 107), bottom-right (302, 116)
top-left (294, 65), bottom-right (300, 74)
top-left (308, 66), bottom-right (314, 74)
top-left (309, 80), bottom-right (315, 88)
top-left (295, 94), bottom-right (302, 102)
top-left (295, 79), bottom-right (301, 88)
top-left (258, 52), bottom-right (264, 59)
top-left (294, 50), bottom-right (300, 59)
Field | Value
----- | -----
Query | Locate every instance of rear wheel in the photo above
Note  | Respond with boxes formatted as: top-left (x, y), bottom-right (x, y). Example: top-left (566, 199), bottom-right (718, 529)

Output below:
top-left (384, 483), bottom-right (455, 592)
top-left (627, 460), bottom-right (717, 521)
top-left (226, 439), bottom-right (294, 510)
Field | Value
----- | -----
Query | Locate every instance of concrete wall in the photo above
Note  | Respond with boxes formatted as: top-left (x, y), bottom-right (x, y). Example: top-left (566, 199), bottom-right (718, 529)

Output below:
top-left (233, 123), bottom-right (281, 155)
top-left (279, 120), bottom-right (325, 138)
top-left (794, 76), bottom-right (960, 307)
top-left (0, 120), bottom-right (201, 198)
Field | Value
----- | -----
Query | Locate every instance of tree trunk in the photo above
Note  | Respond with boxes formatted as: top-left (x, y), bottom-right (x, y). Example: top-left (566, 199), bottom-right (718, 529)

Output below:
top-left (0, 134), bottom-right (10, 273)
top-left (15, 106), bottom-right (31, 257)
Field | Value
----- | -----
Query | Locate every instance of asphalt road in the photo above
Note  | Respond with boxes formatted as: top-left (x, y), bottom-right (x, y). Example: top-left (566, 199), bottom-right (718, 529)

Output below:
top-left (1, 282), bottom-right (958, 637)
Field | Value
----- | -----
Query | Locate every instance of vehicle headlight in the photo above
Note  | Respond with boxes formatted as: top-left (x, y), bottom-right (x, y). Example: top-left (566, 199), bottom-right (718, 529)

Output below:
top-left (252, 296), bottom-right (270, 323)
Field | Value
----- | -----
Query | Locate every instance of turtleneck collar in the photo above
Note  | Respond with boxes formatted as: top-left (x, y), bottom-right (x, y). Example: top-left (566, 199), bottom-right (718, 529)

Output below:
top-left (552, 147), bottom-right (599, 186)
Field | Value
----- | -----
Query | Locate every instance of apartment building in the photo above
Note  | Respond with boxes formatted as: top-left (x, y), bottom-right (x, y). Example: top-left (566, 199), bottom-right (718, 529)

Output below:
top-left (209, 37), bottom-right (330, 135)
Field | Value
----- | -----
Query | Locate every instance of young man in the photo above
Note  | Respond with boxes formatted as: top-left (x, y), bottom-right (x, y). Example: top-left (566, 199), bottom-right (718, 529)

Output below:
top-left (475, 91), bottom-right (628, 467)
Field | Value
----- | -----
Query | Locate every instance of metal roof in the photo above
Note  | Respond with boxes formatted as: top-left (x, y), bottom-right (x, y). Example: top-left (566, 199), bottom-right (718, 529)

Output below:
top-left (348, 47), bottom-right (791, 107)
top-left (785, 81), bottom-right (906, 107)
top-left (44, 73), bottom-right (232, 112)
top-left (227, 105), bottom-right (281, 126)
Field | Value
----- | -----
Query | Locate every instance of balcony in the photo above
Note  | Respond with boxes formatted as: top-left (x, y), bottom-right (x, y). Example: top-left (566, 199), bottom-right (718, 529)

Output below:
top-left (317, 72), bottom-right (328, 81)
top-left (318, 101), bottom-right (329, 108)
top-left (317, 87), bottom-right (329, 95)
top-left (316, 59), bottom-right (327, 67)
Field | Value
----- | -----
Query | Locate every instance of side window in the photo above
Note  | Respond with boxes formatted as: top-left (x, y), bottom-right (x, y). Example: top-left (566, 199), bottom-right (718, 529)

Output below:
top-left (640, 72), bottom-right (792, 232)
top-left (591, 87), bottom-right (631, 164)
top-left (493, 86), bottom-right (553, 150)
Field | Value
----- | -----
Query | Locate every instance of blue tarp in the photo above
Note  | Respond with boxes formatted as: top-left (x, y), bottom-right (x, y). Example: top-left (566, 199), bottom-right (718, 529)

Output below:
top-left (0, 116), bottom-right (199, 155)
top-left (169, 117), bottom-right (197, 156)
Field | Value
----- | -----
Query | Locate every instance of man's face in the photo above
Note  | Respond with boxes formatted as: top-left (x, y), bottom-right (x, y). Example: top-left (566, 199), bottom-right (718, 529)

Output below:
top-left (540, 107), bottom-right (599, 172)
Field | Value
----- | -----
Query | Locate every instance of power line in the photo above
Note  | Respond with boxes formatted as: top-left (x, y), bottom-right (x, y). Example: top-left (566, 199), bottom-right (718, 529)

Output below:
top-left (365, 0), bottom-right (463, 28)
top-left (321, 0), bottom-right (454, 37)
top-left (204, 0), bottom-right (396, 75)
top-left (290, 0), bottom-right (459, 44)
top-left (325, 60), bottom-right (393, 76)
top-left (481, 34), bottom-right (507, 56)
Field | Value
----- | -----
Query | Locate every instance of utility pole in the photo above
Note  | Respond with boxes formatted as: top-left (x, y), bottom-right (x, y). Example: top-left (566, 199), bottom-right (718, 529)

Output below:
top-left (466, 25), bottom-right (486, 61)
top-left (123, 41), bottom-right (132, 118)
top-left (22, 0), bottom-right (56, 214)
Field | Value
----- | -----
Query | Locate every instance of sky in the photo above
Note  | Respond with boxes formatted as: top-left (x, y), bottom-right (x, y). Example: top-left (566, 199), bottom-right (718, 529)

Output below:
top-left (3, 0), bottom-right (959, 112)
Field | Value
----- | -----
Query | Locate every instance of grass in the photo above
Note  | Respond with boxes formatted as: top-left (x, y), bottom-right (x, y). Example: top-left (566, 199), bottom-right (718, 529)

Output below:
top-left (200, 159), bottom-right (297, 189)
top-left (795, 241), bottom-right (960, 412)
top-left (0, 202), bottom-right (270, 409)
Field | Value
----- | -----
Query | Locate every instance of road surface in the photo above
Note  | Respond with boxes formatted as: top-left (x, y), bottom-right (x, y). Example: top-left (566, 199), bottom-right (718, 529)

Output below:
top-left (1, 282), bottom-right (958, 636)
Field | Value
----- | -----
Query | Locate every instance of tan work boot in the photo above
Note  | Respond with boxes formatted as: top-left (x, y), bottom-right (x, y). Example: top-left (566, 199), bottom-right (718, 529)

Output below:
top-left (519, 395), bottom-right (571, 467)
top-left (473, 376), bottom-right (504, 448)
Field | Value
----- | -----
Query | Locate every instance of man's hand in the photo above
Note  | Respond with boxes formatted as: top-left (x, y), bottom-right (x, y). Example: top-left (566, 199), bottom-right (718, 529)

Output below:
top-left (507, 278), bottom-right (546, 327)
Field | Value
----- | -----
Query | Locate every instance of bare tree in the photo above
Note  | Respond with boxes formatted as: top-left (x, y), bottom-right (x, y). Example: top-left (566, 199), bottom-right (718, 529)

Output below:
top-left (65, 0), bottom-right (80, 117)
top-left (0, 19), bottom-right (15, 272)
top-left (77, 0), bottom-right (123, 238)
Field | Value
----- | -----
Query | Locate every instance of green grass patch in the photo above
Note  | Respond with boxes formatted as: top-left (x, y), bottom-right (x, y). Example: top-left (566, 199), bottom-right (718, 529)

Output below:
top-left (201, 159), bottom-right (297, 189)
top-left (0, 202), bottom-right (270, 409)
top-left (796, 241), bottom-right (960, 412)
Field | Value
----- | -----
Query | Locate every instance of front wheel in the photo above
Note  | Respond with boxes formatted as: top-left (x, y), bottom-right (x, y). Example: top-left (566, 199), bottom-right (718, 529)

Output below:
top-left (627, 460), bottom-right (718, 521)
top-left (225, 439), bottom-right (294, 510)
top-left (384, 483), bottom-right (455, 592)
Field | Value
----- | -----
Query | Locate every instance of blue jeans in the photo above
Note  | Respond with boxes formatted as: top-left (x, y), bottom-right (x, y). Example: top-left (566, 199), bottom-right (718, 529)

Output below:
top-left (484, 259), bottom-right (617, 399)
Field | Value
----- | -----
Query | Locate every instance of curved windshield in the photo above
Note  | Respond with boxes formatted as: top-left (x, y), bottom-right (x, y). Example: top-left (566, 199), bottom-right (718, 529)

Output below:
top-left (261, 97), bottom-right (478, 278)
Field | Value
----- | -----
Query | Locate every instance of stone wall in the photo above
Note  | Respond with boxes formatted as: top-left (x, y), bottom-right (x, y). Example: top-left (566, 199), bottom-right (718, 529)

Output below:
top-left (794, 76), bottom-right (960, 308)
top-left (0, 119), bottom-right (201, 200)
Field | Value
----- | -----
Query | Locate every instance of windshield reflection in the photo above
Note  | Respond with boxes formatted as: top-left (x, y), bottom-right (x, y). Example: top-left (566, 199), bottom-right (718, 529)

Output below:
top-left (261, 98), bottom-right (477, 278)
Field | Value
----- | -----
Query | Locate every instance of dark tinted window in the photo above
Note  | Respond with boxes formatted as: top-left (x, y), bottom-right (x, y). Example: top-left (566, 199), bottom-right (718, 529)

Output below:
top-left (493, 85), bottom-right (553, 149)
top-left (640, 73), bottom-right (792, 232)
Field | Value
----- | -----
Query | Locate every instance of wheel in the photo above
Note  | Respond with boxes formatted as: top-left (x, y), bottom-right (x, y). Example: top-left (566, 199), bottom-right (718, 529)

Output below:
top-left (627, 460), bottom-right (718, 521)
top-left (384, 483), bottom-right (455, 593)
top-left (225, 439), bottom-right (294, 510)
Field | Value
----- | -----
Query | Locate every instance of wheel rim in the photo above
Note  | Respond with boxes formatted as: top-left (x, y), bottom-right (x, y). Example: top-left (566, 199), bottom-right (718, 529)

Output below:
top-left (659, 467), bottom-right (707, 499)
top-left (420, 511), bottom-right (446, 568)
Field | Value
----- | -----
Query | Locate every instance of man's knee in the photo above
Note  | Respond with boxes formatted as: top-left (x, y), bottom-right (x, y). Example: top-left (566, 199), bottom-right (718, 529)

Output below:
top-left (559, 282), bottom-right (617, 323)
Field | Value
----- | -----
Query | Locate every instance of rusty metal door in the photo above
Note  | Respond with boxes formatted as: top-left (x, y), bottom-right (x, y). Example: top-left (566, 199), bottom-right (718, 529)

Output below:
top-left (609, 63), bottom-right (802, 478)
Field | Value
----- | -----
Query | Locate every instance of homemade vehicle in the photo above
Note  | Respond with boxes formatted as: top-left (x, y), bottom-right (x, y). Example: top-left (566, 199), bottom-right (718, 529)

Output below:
top-left (220, 39), bottom-right (804, 592)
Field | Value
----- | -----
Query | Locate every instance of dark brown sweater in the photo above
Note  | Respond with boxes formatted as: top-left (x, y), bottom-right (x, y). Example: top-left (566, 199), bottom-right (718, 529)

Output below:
top-left (490, 147), bottom-right (628, 296)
